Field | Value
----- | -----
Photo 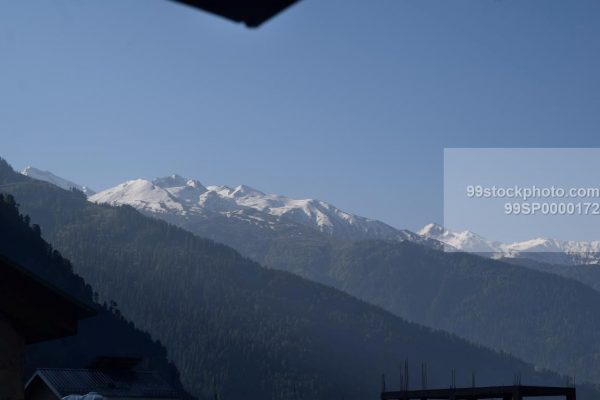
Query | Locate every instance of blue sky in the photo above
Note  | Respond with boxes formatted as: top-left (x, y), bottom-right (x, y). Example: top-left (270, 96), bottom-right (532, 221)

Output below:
top-left (2, 0), bottom-right (600, 231)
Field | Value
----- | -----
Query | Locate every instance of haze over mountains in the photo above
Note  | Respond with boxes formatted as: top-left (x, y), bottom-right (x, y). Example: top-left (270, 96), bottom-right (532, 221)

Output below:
top-left (14, 164), bottom-right (600, 387)
top-left (2, 158), bottom-right (582, 400)
top-left (26, 162), bottom-right (600, 270)
top-left (23, 167), bottom-right (600, 266)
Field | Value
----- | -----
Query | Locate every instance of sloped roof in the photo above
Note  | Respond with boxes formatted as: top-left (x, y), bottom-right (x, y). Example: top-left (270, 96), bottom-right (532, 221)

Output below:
top-left (26, 369), bottom-right (180, 399)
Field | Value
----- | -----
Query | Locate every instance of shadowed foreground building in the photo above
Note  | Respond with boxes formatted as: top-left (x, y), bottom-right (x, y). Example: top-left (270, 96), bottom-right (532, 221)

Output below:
top-left (0, 256), bottom-right (96, 400)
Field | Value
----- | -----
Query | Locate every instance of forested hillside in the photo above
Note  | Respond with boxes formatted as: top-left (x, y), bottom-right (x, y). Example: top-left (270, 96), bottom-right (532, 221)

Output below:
top-left (0, 193), bottom-right (188, 396)
top-left (103, 176), bottom-right (600, 386)
top-left (0, 158), bottom-right (583, 400)
top-left (254, 238), bottom-right (600, 384)
top-left (501, 256), bottom-right (600, 293)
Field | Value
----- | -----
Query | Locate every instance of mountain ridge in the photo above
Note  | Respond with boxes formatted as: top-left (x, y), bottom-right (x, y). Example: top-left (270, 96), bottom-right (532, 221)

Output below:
top-left (2, 158), bottom-right (578, 400)
top-left (27, 167), bottom-right (600, 265)
top-left (18, 167), bottom-right (435, 245)
top-left (21, 166), bottom-right (96, 196)
top-left (13, 164), bottom-right (600, 387)
top-left (420, 223), bottom-right (600, 265)
top-left (89, 174), bottom-right (420, 242)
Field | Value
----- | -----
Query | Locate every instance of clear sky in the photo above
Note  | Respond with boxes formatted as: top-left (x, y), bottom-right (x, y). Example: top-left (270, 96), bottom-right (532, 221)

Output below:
top-left (2, 0), bottom-right (600, 231)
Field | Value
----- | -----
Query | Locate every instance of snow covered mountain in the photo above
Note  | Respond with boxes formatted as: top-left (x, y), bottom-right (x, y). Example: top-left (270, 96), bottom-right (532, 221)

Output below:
top-left (418, 223), bottom-right (502, 253)
top-left (20, 166), bottom-right (600, 267)
top-left (89, 174), bottom-right (423, 242)
top-left (21, 166), bottom-right (96, 195)
top-left (419, 223), bottom-right (600, 265)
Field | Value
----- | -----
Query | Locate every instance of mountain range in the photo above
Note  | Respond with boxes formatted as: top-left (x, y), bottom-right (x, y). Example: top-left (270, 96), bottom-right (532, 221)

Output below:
top-left (2, 159), bottom-right (581, 400)
top-left (84, 171), bottom-right (600, 266)
top-left (419, 223), bottom-right (600, 265)
top-left (24, 168), bottom-right (600, 267)
top-left (14, 165), bottom-right (600, 387)
top-left (87, 173), bottom-right (429, 243)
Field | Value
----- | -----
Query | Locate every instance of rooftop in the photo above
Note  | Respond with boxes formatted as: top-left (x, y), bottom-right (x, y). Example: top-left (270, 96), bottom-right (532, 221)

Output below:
top-left (27, 368), bottom-right (180, 399)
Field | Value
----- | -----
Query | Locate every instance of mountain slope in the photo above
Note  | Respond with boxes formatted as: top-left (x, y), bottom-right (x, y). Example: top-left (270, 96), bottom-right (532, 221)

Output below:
top-left (23, 168), bottom-right (600, 266)
top-left (500, 256), bottom-right (600, 294)
top-left (0, 193), bottom-right (187, 396)
top-left (85, 174), bottom-right (440, 266)
top-left (256, 238), bottom-right (600, 384)
top-left (55, 169), bottom-right (600, 383)
top-left (88, 174), bottom-right (423, 242)
top-left (19, 169), bottom-right (439, 265)
top-left (0, 158), bottom-right (580, 400)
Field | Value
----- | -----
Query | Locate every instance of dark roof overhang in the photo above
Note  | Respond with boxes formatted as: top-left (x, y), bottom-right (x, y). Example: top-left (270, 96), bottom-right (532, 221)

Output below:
top-left (0, 255), bottom-right (97, 344)
top-left (170, 0), bottom-right (300, 27)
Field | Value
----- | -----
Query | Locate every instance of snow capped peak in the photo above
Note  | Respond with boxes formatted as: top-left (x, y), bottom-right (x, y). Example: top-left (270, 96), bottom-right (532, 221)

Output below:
top-left (152, 174), bottom-right (208, 197)
top-left (90, 174), bottom-right (412, 241)
top-left (102, 178), bottom-right (157, 195)
top-left (418, 223), bottom-right (446, 237)
top-left (186, 179), bottom-right (205, 189)
top-left (147, 175), bottom-right (208, 206)
top-left (419, 223), bottom-right (505, 253)
top-left (506, 238), bottom-right (563, 253)
top-left (419, 223), bottom-right (600, 265)
top-left (21, 166), bottom-right (96, 196)
top-left (153, 174), bottom-right (205, 189)
top-left (89, 179), bottom-right (186, 214)
top-left (231, 184), bottom-right (265, 197)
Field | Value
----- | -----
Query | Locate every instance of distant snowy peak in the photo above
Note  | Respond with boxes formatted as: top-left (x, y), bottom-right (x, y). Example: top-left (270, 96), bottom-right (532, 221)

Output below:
top-left (91, 174), bottom-right (420, 241)
top-left (90, 179), bottom-right (187, 214)
top-left (231, 184), bottom-right (266, 198)
top-left (26, 167), bottom-right (427, 243)
top-left (418, 223), bottom-right (502, 253)
top-left (21, 166), bottom-right (96, 196)
top-left (152, 174), bottom-right (207, 191)
top-left (419, 223), bottom-right (600, 265)
top-left (418, 223), bottom-right (446, 237)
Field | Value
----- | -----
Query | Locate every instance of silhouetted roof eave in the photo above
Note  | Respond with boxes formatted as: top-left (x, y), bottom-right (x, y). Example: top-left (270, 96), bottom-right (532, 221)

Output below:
top-left (170, 0), bottom-right (300, 27)
top-left (0, 255), bottom-right (97, 344)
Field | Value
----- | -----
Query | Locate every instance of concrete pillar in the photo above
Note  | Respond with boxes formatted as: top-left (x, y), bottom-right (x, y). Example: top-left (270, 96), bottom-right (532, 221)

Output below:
top-left (0, 313), bottom-right (25, 400)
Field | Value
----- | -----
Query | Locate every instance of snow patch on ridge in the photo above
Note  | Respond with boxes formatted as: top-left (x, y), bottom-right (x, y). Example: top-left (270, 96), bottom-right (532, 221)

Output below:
top-left (90, 174), bottom-right (416, 241)
top-left (419, 223), bottom-right (600, 265)
top-left (21, 166), bottom-right (96, 196)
